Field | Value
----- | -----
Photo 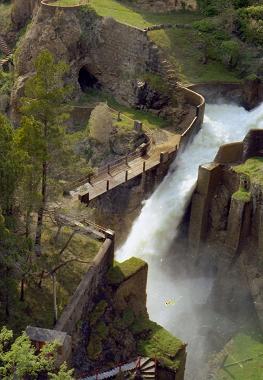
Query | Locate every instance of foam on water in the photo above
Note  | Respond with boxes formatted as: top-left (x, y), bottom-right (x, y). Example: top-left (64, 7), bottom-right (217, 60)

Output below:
top-left (116, 102), bottom-right (263, 378)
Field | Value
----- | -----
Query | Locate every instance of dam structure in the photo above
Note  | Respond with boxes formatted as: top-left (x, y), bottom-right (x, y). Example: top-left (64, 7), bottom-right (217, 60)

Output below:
top-left (117, 101), bottom-right (263, 378)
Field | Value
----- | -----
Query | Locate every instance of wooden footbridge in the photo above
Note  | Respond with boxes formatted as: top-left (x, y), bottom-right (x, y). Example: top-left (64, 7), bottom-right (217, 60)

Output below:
top-left (65, 93), bottom-right (202, 205)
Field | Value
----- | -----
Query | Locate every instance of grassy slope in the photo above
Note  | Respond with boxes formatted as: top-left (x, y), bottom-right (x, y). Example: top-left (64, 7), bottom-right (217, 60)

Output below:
top-left (78, 90), bottom-right (168, 130)
top-left (89, 0), bottom-right (240, 83)
top-left (233, 157), bottom-right (263, 186)
top-left (217, 332), bottom-right (263, 380)
top-left (0, 220), bottom-right (101, 333)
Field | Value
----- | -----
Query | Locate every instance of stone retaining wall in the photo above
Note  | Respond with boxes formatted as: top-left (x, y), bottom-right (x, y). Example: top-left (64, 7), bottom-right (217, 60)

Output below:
top-left (214, 142), bottom-right (244, 164)
top-left (180, 86), bottom-right (205, 148)
top-left (55, 236), bottom-right (114, 345)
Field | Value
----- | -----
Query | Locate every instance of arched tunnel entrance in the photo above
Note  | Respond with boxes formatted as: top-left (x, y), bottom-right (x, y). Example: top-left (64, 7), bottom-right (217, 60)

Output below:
top-left (78, 67), bottom-right (101, 92)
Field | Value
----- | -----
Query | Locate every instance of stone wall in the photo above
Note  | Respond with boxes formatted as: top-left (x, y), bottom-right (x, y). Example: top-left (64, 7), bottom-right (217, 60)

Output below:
top-left (214, 142), bottom-right (244, 164)
top-left (180, 86), bottom-right (205, 148)
top-left (55, 235), bottom-right (114, 348)
top-left (243, 129), bottom-right (263, 160)
top-left (11, 0), bottom-right (40, 29)
top-left (132, 0), bottom-right (197, 12)
top-left (188, 163), bottom-right (223, 255)
top-left (11, 4), bottom-right (161, 120)
top-left (189, 80), bottom-right (263, 110)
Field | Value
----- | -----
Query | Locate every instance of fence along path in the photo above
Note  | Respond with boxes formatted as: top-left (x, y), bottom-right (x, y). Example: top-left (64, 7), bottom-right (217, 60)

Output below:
top-left (66, 96), bottom-right (200, 204)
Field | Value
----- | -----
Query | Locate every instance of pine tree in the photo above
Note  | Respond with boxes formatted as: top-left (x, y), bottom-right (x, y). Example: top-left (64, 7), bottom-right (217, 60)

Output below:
top-left (0, 114), bottom-right (21, 216)
top-left (0, 327), bottom-right (74, 379)
top-left (20, 50), bottom-right (72, 256)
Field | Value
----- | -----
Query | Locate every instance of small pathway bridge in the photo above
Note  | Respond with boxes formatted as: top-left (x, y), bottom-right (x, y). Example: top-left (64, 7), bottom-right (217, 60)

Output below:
top-left (80, 357), bottom-right (156, 380)
top-left (65, 94), bottom-right (200, 205)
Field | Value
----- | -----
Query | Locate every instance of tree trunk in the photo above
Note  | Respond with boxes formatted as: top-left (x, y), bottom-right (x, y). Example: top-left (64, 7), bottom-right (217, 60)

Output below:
top-left (52, 274), bottom-right (58, 325)
top-left (35, 161), bottom-right (47, 256)
top-left (20, 276), bottom-right (25, 302)
top-left (5, 268), bottom-right (10, 318)
top-left (38, 270), bottom-right (45, 288)
top-left (54, 225), bottom-right (62, 244)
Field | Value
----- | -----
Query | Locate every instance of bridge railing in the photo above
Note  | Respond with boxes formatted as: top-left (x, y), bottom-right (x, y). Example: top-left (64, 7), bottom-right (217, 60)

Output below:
top-left (78, 355), bottom-right (158, 380)
top-left (64, 136), bottom-right (150, 195)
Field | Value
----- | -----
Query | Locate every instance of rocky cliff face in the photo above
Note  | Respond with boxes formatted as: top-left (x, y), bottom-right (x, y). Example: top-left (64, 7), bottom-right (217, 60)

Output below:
top-left (188, 130), bottom-right (263, 331)
top-left (75, 257), bottom-right (186, 379)
top-left (11, 3), bottom-right (161, 121)
top-left (11, 0), bottom-right (40, 29)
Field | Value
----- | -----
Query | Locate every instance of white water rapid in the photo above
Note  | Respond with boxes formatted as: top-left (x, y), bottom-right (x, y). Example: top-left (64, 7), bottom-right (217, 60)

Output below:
top-left (116, 102), bottom-right (263, 379)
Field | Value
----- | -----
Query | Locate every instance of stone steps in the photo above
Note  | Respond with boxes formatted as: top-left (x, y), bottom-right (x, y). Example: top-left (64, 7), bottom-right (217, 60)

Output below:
top-left (0, 36), bottom-right (11, 56)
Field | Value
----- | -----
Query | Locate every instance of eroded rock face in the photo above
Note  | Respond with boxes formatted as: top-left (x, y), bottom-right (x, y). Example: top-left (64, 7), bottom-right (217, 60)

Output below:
top-left (11, 4), bottom-right (162, 121)
top-left (132, 0), bottom-right (197, 12)
top-left (11, 0), bottom-right (40, 29)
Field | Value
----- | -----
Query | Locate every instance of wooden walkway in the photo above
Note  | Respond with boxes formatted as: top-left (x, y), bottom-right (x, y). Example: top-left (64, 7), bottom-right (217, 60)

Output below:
top-left (66, 104), bottom-right (197, 204)
top-left (69, 134), bottom-right (180, 203)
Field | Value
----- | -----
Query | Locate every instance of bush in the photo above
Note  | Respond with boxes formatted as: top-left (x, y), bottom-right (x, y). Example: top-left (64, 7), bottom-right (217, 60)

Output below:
top-left (88, 103), bottom-right (113, 144)
top-left (237, 5), bottom-right (263, 45)
top-left (220, 40), bottom-right (240, 67)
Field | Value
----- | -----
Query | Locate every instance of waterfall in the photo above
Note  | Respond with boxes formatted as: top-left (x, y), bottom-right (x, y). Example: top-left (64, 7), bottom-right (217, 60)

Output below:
top-left (116, 102), bottom-right (263, 378)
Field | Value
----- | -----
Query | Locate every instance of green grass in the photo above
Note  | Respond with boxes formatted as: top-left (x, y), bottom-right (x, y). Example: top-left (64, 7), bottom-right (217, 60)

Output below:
top-left (77, 89), bottom-right (168, 130)
top-left (232, 188), bottom-right (251, 203)
top-left (132, 316), bottom-right (185, 370)
top-left (0, 219), bottom-right (102, 333)
top-left (89, 0), bottom-right (241, 83)
top-left (217, 332), bottom-right (263, 380)
top-left (233, 157), bottom-right (263, 186)
top-left (107, 257), bottom-right (147, 285)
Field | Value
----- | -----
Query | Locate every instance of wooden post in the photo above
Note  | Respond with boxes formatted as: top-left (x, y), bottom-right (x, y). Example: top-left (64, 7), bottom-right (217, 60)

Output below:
top-left (106, 180), bottom-right (110, 191)
top-left (88, 174), bottom-right (92, 185)
top-left (125, 170), bottom-right (128, 182)
top-left (125, 155), bottom-right (128, 166)
top-left (160, 152), bottom-right (164, 163)
top-left (107, 164), bottom-right (110, 175)
top-left (143, 161), bottom-right (146, 172)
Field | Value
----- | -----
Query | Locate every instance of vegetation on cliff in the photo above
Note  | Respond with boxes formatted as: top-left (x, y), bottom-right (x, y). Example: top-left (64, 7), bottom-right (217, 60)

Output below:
top-left (233, 157), bottom-right (263, 185)
top-left (232, 188), bottom-right (251, 202)
top-left (0, 50), bottom-right (101, 334)
top-left (87, 0), bottom-right (263, 82)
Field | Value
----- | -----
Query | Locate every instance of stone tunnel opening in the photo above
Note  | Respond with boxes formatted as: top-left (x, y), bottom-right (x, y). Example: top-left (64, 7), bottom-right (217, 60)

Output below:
top-left (78, 67), bottom-right (101, 92)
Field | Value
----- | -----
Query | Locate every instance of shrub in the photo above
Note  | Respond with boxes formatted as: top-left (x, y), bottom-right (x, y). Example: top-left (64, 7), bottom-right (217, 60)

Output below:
top-left (237, 5), bottom-right (263, 45)
top-left (220, 40), bottom-right (240, 67)
top-left (88, 103), bottom-right (113, 144)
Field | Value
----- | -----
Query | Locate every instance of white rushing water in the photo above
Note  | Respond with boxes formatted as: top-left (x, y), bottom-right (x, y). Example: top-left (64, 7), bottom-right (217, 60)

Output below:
top-left (116, 102), bottom-right (263, 378)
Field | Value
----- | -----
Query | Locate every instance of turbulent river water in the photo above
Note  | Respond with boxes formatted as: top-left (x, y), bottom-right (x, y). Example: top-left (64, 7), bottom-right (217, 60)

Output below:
top-left (116, 102), bottom-right (263, 379)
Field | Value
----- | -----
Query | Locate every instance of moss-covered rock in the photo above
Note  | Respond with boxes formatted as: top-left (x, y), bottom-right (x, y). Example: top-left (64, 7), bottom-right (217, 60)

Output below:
top-left (107, 257), bottom-right (147, 285)
top-left (89, 300), bottom-right (108, 326)
top-left (87, 334), bottom-right (103, 360)
top-left (132, 316), bottom-right (185, 371)
top-left (232, 188), bottom-right (251, 202)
